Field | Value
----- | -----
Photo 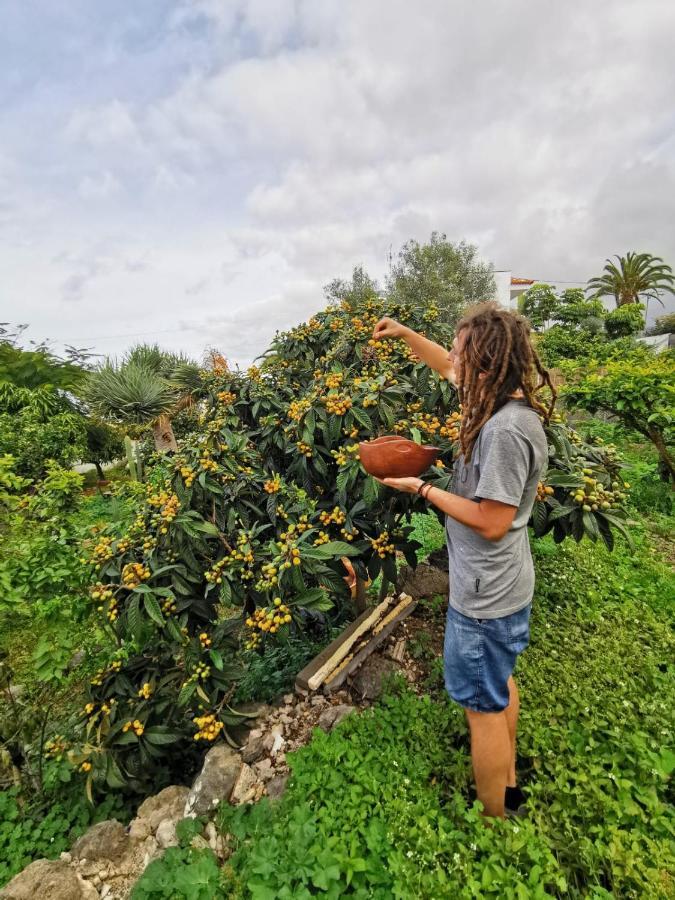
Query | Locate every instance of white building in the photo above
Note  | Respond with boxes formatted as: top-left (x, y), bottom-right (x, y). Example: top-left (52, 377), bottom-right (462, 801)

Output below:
top-left (494, 272), bottom-right (535, 310)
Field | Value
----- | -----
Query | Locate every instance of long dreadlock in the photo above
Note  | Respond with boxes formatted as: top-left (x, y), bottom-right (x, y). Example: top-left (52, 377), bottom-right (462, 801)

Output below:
top-left (455, 302), bottom-right (556, 462)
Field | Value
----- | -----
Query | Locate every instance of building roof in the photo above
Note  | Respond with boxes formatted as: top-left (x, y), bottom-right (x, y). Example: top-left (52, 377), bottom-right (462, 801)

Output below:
top-left (511, 277), bottom-right (535, 286)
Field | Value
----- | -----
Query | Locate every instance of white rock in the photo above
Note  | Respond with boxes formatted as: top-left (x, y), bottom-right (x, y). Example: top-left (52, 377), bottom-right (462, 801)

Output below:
top-left (155, 819), bottom-right (179, 849)
top-left (59, 852), bottom-right (72, 863)
top-left (271, 732), bottom-right (286, 755)
top-left (230, 763), bottom-right (259, 804)
top-left (128, 818), bottom-right (151, 843)
top-left (100, 886), bottom-right (111, 899)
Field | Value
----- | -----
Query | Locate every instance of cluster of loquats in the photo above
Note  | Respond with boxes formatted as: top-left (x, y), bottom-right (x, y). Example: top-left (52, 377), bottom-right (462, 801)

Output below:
top-left (90, 535), bottom-right (114, 565)
top-left (328, 318), bottom-right (344, 331)
top-left (340, 526), bottom-right (359, 542)
top-left (324, 393), bottom-right (352, 415)
top-left (264, 473), bottom-right (282, 494)
top-left (45, 735), bottom-right (70, 760)
top-left (288, 398), bottom-right (311, 422)
top-left (193, 713), bottom-right (224, 742)
top-left (370, 531), bottom-right (396, 558)
top-left (91, 582), bottom-right (114, 610)
top-left (325, 371), bottom-right (344, 390)
top-left (244, 598), bottom-right (293, 648)
top-left (90, 660), bottom-right (122, 687)
top-left (570, 469), bottom-right (629, 512)
top-left (313, 530), bottom-right (330, 546)
top-left (365, 337), bottom-right (395, 362)
top-left (122, 562), bottom-right (151, 589)
top-left (330, 443), bottom-right (360, 466)
top-left (147, 489), bottom-right (180, 534)
top-left (198, 450), bottom-right (218, 474)
top-left (536, 482), bottom-right (555, 502)
top-left (187, 662), bottom-right (211, 683)
top-left (161, 596), bottom-right (178, 615)
top-left (216, 390), bottom-right (236, 405)
top-left (342, 425), bottom-right (359, 439)
top-left (199, 631), bottom-right (212, 648)
top-left (319, 506), bottom-right (346, 527)
top-left (122, 719), bottom-right (145, 736)
top-left (349, 312), bottom-right (379, 337)
top-left (296, 440), bottom-right (313, 457)
top-left (138, 682), bottom-right (153, 699)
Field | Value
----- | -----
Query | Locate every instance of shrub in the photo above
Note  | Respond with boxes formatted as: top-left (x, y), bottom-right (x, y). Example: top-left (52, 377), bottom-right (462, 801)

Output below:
top-left (604, 303), bottom-right (645, 338)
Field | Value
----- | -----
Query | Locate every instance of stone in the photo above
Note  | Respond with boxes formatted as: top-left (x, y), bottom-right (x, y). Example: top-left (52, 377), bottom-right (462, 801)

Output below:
top-left (253, 758), bottom-right (273, 780)
top-left (236, 701), bottom-right (273, 721)
top-left (59, 852), bottom-right (71, 863)
top-left (100, 886), bottom-right (111, 899)
top-left (283, 693), bottom-right (294, 705)
top-left (135, 785), bottom-right (190, 833)
top-left (279, 713), bottom-right (293, 725)
top-left (205, 822), bottom-right (225, 859)
top-left (397, 562), bottom-right (448, 599)
top-left (155, 819), bottom-right (179, 849)
top-left (310, 695), bottom-right (326, 707)
top-left (67, 649), bottom-right (86, 671)
top-left (128, 818), bottom-right (151, 843)
top-left (318, 704), bottom-right (356, 732)
top-left (247, 728), bottom-right (263, 741)
top-left (0, 859), bottom-right (99, 900)
top-left (184, 744), bottom-right (242, 818)
top-left (271, 731), bottom-right (286, 756)
top-left (72, 820), bottom-right (129, 864)
top-left (241, 736), bottom-right (265, 764)
top-left (190, 835), bottom-right (210, 852)
top-left (230, 763), bottom-right (259, 804)
top-left (3, 684), bottom-right (24, 703)
top-left (266, 773), bottom-right (289, 801)
top-left (350, 656), bottom-right (399, 700)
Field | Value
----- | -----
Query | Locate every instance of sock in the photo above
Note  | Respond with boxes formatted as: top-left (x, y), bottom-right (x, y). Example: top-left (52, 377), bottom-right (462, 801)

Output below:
top-left (505, 785), bottom-right (525, 809)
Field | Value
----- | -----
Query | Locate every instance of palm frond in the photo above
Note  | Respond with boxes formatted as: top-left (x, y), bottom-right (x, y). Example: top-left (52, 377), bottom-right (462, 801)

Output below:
top-left (85, 362), bottom-right (177, 425)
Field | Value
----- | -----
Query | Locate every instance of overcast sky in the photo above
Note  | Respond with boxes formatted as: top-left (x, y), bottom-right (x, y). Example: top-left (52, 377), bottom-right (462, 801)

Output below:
top-left (2, 0), bottom-right (674, 367)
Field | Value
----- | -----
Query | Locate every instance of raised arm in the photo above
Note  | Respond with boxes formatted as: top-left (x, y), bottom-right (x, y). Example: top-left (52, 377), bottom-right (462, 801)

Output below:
top-left (372, 317), bottom-right (454, 381)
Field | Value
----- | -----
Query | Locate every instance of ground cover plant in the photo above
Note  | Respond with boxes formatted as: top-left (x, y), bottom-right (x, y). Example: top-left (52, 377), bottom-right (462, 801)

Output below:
top-left (213, 530), bottom-right (674, 900)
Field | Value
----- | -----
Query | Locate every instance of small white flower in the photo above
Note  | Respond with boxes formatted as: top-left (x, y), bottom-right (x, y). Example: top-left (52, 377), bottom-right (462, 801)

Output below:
top-left (453, 853), bottom-right (460, 863)
top-left (407, 850), bottom-right (413, 858)
top-left (470, 843), bottom-right (477, 851)
top-left (513, 826), bottom-right (520, 834)
top-left (403, 777), bottom-right (410, 785)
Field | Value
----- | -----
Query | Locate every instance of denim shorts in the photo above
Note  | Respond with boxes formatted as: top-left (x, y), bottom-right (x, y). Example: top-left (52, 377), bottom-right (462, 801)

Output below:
top-left (443, 603), bottom-right (532, 713)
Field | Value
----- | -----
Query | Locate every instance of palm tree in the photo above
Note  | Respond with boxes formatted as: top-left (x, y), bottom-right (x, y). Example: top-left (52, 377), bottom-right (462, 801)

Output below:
top-left (85, 346), bottom-right (203, 476)
top-left (587, 252), bottom-right (675, 308)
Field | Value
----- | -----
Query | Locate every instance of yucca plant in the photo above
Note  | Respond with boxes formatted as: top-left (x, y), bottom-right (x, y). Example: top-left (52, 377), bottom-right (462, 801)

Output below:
top-left (86, 346), bottom-right (205, 477)
top-left (587, 251), bottom-right (675, 308)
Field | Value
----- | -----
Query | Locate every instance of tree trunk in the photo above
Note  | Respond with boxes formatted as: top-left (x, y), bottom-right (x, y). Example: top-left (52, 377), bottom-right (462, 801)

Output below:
top-left (152, 414), bottom-right (178, 453)
top-left (647, 427), bottom-right (675, 484)
top-left (94, 461), bottom-right (105, 480)
top-left (124, 435), bottom-right (139, 481)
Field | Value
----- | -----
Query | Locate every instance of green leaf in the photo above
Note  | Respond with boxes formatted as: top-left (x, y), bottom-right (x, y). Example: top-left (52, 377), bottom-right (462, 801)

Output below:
top-left (127, 595), bottom-right (143, 642)
top-left (143, 593), bottom-right (164, 626)
top-left (291, 588), bottom-right (333, 611)
top-left (143, 727), bottom-right (183, 746)
top-left (304, 540), bottom-right (360, 560)
top-left (209, 649), bottom-right (224, 671)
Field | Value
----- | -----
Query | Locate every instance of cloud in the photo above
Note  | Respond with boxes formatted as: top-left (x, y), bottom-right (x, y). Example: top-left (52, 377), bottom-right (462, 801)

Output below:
top-left (1, 0), bottom-right (674, 359)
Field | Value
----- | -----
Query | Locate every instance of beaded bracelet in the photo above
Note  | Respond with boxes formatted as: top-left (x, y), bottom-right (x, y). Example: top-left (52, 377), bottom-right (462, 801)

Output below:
top-left (416, 481), bottom-right (427, 496)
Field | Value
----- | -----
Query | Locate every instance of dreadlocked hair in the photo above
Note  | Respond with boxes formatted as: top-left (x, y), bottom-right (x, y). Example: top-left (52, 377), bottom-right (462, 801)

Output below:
top-left (455, 302), bottom-right (556, 462)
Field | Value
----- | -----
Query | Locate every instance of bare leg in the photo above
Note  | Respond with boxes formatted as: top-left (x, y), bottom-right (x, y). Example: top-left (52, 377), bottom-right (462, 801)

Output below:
top-left (504, 676), bottom-right (520, 787)
top-left (465, 708), bottom-right (510, 818)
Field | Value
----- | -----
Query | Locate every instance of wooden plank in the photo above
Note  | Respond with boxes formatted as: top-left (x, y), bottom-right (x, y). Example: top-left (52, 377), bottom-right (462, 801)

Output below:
top-left (324, 596), bottom-right (417, 692)
top-left (294, 598), bottom-right (392, 692)
top-left (306, 597), bottom-right (393, 690)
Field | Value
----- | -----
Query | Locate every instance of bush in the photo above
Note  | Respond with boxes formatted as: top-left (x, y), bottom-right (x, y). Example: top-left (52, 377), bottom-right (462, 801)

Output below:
top-left (605, 303), bottom-right (645, 338)
top-left (0, 409), bottom-right (87, 480)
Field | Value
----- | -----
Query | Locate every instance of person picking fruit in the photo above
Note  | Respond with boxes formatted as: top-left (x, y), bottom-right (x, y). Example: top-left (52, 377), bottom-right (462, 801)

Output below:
top-left (371, 302), bottom-right (555, 819)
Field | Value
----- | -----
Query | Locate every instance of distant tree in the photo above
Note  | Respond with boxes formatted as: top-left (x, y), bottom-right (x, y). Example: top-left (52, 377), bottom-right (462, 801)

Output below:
top-left (520, 283), bottom-right (560, 331)
top-left (82, 422), bottom-right (125, 480)
top-left (563, 350), bottom-right (675, 481)
top-left (386, 233), bottom-right (495, 326)
top-left (587, 252), bottom-right (675, 308)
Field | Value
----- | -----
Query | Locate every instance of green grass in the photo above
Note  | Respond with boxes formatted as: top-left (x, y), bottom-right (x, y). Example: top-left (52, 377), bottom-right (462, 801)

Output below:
top-left (214, 529), bottom-right (674, 899)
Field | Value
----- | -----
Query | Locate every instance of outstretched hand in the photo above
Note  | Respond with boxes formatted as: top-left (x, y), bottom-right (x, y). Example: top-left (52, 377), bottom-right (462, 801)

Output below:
top-left (372, 317), bottom-right (406, 340)
top-left (374, 475), bottom-right (423, 494)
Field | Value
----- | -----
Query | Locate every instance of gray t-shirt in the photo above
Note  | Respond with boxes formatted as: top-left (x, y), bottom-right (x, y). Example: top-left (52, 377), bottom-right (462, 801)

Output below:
top-left (445, 399), bottom-right (547, 619)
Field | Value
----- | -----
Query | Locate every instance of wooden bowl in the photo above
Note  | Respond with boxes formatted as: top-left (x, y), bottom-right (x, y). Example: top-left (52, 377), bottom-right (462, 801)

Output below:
top-left (358, 436), bottom-right (440, 479)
